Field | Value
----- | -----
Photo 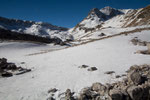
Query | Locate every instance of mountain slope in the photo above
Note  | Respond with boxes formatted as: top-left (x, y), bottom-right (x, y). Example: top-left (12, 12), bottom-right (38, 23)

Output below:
top-left (71, 5), bottom-right (150, 40)
top-left (72, 7), bottom-right (123, 33)
top-left (0, 16), bottom-right (73, 42)
top-left (0, 29), bottom-right (150, 100)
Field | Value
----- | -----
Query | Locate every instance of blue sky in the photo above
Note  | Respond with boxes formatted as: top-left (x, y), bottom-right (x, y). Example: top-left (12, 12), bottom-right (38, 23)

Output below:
top-left (0, 0), bottom-right (150, 28)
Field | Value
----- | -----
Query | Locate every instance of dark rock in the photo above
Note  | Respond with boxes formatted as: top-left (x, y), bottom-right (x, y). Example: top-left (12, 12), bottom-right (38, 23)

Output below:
top-left (79, 65), bottom-right (89, 68)
top-left (98, 33), bottom-right (106, 37)
top-left (109, 89), bottom-right (124, 100)
top-left (128, 71), bottom-right (143, 85)
top-left (87, 67), bottom-right (97, 71)
top-left (48, 88), bottom-right (58, 93)
top-left (104, 71), bottom-right (115, 74)
top-left (0, 58), bottom-right (7, 64)
top-left (141, 84), bottom-right (150, 100)
top-left (1, 71), bottom-right (13, 77)
top-left (20, 62), bottom-right (25, 64)
top-left (47, 97), bottom-right (55, 100)
top-left (121, 74), bottom-right (127, 77)
top-left (127, 85), bottom-right (143, 100)
top-left (65, 89), bottom-right (74, 100)
top-left (6, 63), bottom-right (17, 70)
top-left (138, 41), bottom-right (147, 46)
top-left (53, 37), bottom-right (66, 46)
top-left (116, 75), bottom-right (121, 78)
top-left (15, 69), bottom-right (31, 75)
top-left (91, 82), bottom-right (107, 95)
top-left (131, 38), bottom-right (140, 45)
top-left (0, 58), bottom-right (7, 69)
top-left (79, 87), bottom-right (98, 100)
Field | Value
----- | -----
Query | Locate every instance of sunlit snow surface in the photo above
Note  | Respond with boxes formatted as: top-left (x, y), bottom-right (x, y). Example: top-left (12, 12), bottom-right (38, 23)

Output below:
top-left (0, 29), bottom-right (150, 100)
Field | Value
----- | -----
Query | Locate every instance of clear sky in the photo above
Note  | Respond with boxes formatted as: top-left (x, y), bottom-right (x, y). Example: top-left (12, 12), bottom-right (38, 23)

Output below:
top-left (0, 0), bottom-right (150, 28)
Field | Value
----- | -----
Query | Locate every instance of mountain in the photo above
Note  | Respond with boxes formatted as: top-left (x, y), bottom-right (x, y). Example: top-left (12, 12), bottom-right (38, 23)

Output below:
top-left (71, 5), bottom-right (150, 40)
top-left (72, 6), bottom-right (123, 33)
top-left (0, 16), bottom-right (73, 42)
top-left (0, 5), bottom-right (150, 43)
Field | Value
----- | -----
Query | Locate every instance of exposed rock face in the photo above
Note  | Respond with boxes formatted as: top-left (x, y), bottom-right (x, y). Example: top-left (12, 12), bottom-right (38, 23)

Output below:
top-left (71, 5), bottom-right (150, 41)
top-left (100, 6), bottom-right (123, 18)
top-left (125, 5), bottom-right (150, 27)
top-left (88, 8), bottom-right (107, 20)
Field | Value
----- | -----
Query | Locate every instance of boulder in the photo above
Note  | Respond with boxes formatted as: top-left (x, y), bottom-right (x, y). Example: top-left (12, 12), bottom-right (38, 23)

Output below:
top-left (87, 67), bottom-right (98, 71)
top-left (128, 71), bottom-right (143, 85)
top-left (1, 71), bottom-right (13, 77)
top-left (104, 71), bottom-right (115, 75)
top-left (0, 58), bottom-right (7, 64)
top-left (140, 84), bottom-right (150, 100)
top-left (115, 75), bottom-right (121, 78)
top-left (109, 89), bottom-right (124, 100)
top-left (147, 43), bottom-right (150, 53)
top-left (91, 82), bottom-right (107, 95)
top-left (131, 38), bottom-right (140, 45)
top-left (79, 87), bottom-right (98, 100)
top-left (79, 65), bottom-right (89, 68)
top-left (47, 97), bottom-right (55, 100)
top-left (0, 58), bottom-right (7, 69)
top-left (65, 89), bottom-right (74, 100)
top-left (98, 33), bottom-right (106, 37)
top-left (48, 88), bottom-right (58, 93)
top-left (127, 86), bottom-right (143, 100)
top-left (6, 63), bottom-right (17, 70)
top-left (138, 41), bottom-right (147, 46)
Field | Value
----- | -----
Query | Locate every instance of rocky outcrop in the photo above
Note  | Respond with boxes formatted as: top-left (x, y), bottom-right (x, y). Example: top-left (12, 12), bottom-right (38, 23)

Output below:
top-left (53, 64), bottom-right (150, 100)
top-left (131, 37), bottom-right (148, 46)
top-left (0, 58), bottom-right (31, 77)
top-left (125, 5), bottom-right (150, 27)
top-left (72, 7), bottom-right (123, 33)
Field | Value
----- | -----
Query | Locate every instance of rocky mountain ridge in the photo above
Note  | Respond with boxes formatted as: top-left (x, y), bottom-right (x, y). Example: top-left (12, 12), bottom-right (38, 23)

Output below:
top-left (71, 5), bottom-right (150, 37)
top-left (0, 5), bottom-right (150, 43)
top-left (0, 16), bottom-right (73, 42)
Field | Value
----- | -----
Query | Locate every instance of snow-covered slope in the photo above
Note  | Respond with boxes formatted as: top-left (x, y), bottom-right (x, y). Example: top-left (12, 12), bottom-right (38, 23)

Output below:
top-left (0, 29), bottom-right (150, 100)
top-left (71, 7), bottom-right (123, 36)
top-left (71, 5), bottom-right (150, 40)
top-left (0, 17), bottom-right (72, 41)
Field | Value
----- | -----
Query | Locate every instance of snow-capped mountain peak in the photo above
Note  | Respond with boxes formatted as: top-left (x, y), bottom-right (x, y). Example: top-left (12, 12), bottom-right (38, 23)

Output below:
top-left (100, 6), bottom-right (123, 18)
top-left (0, 16), bottom-right (73, 41)
top-left (72, 6), bottom-right (122, 34)
top-left (87, 8), bottom-right (106, 20)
